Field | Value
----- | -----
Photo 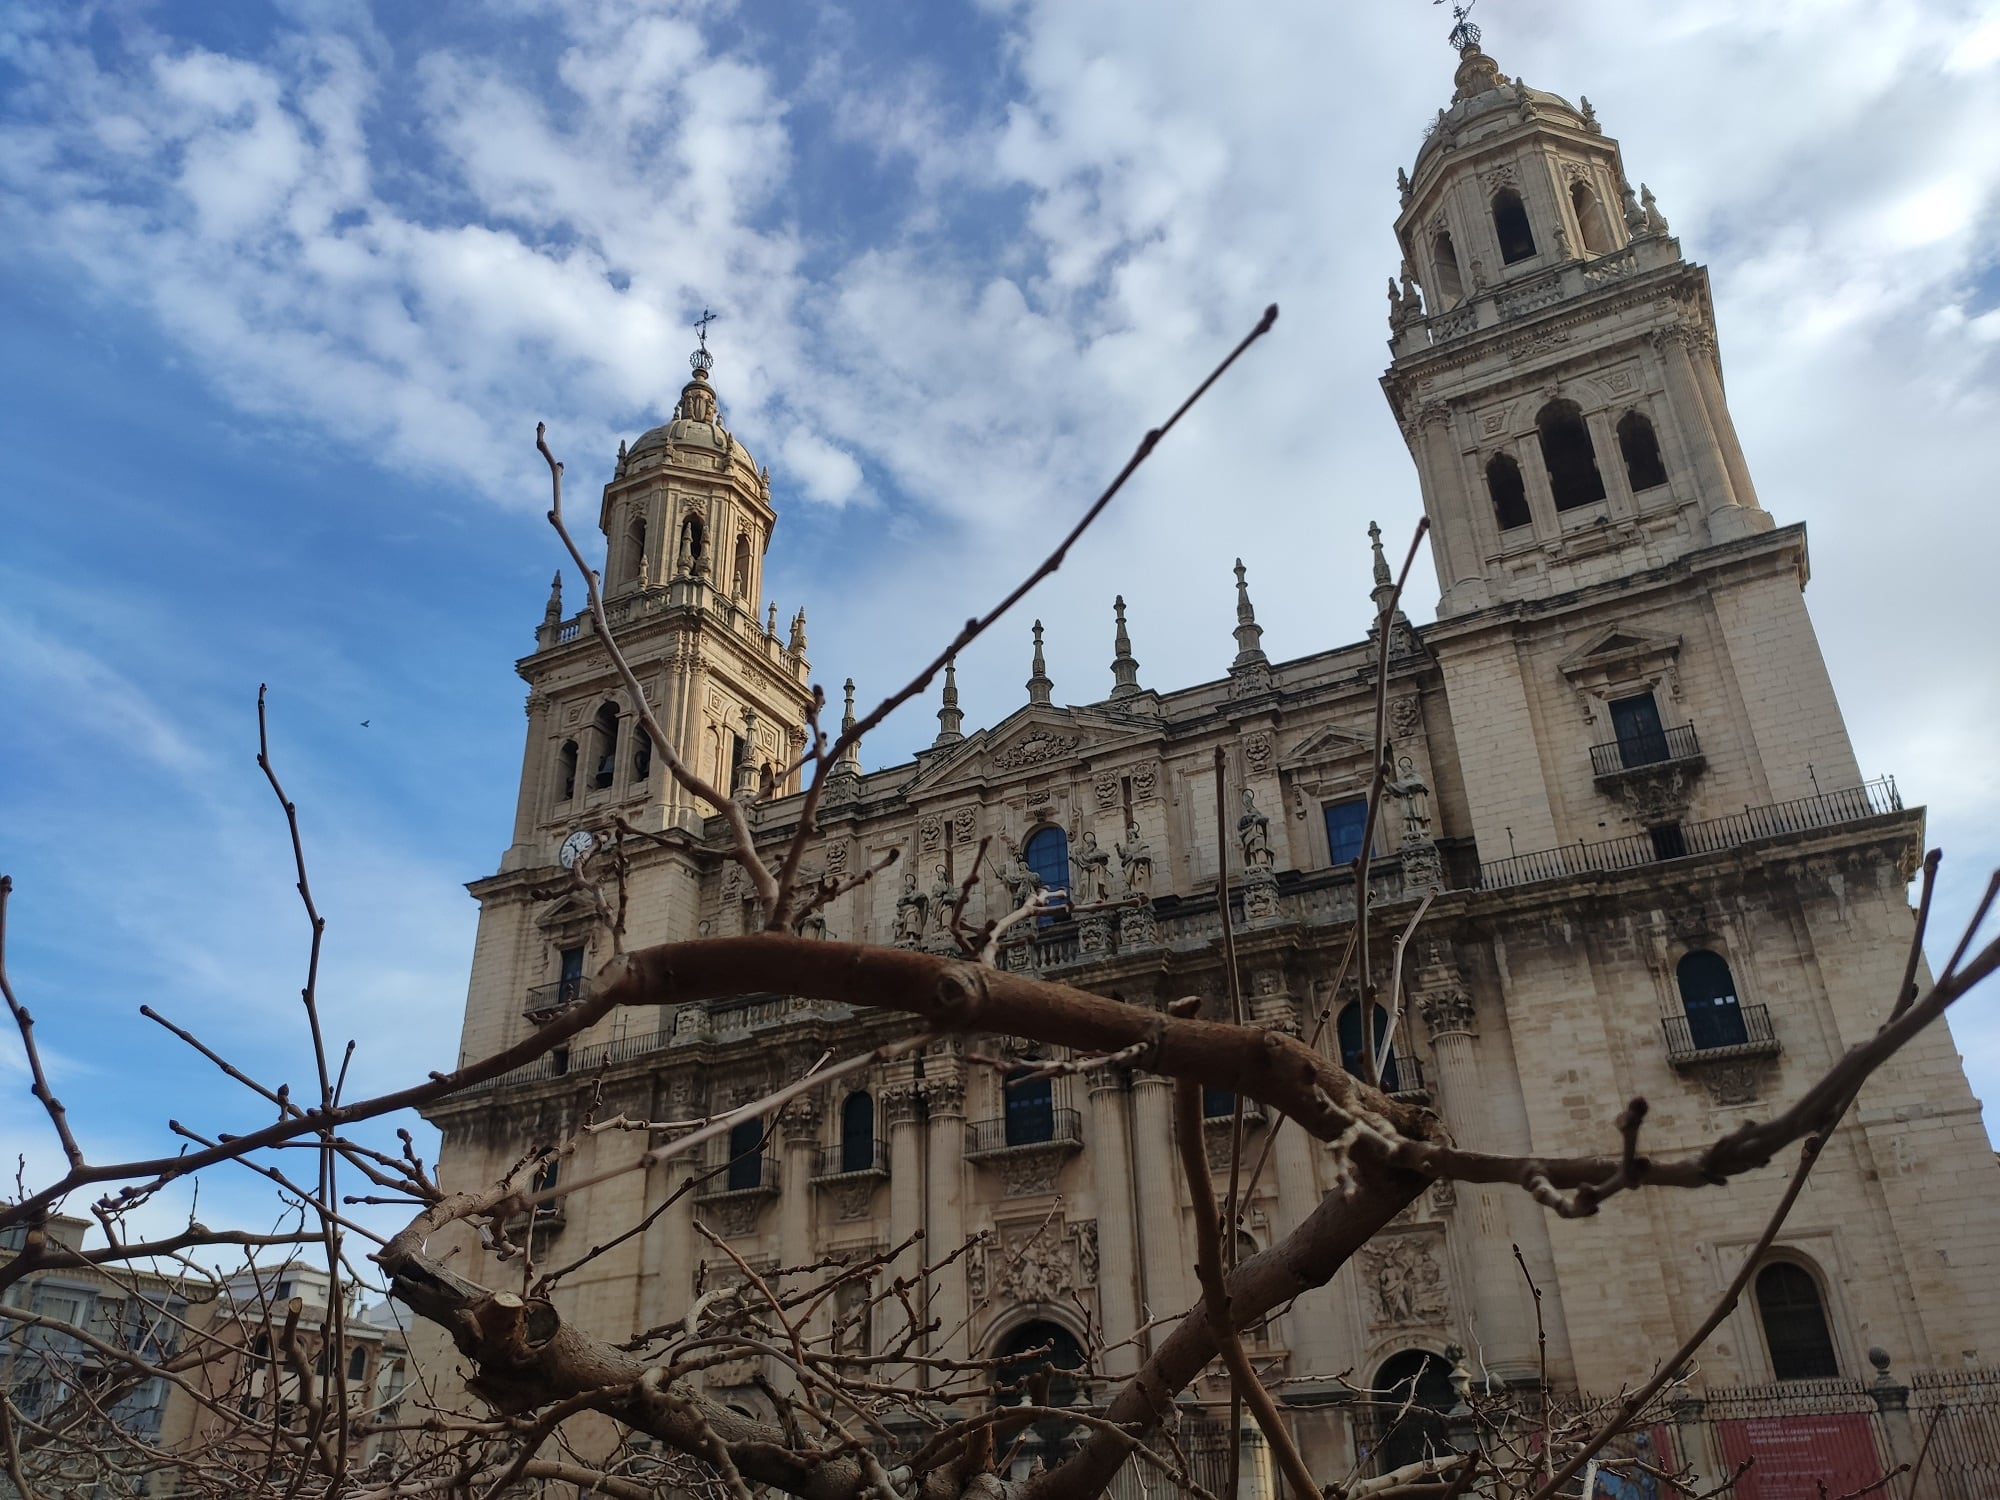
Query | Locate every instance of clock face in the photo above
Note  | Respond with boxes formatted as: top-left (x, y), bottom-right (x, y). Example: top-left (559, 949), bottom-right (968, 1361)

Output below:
top-left (559, 829), bottom-right (596, 869)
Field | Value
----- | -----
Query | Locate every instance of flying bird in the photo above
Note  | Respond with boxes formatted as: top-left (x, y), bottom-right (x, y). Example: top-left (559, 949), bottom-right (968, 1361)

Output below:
top-left (360, 720), bottom-right (370, 728)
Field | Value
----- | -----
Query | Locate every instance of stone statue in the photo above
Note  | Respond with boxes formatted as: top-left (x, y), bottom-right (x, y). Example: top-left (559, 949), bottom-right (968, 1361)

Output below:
top-left (997, 841), bottom-right (1044, 910)
top-left (1238, 789), bottom-right (1275, 870)
top-left (1070, 830), bottom-right (1111, 905)
top-left (929, 863), bottom-right (958, 932)
top-left (894, 872), bottom-right (927, 945)
top-left (1115, 822), bottom-right (1153, 898)
top-left (1391, 756), bottom-right (1433, 843)
top-left (1396, 165), bottom-right (1413, 207)
top-left (1387, 276), bottom-right (1404, 325)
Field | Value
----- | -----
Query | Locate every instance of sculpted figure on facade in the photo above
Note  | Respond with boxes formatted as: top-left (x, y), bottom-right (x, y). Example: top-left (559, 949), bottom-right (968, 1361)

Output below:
top-left (894, 872), bottom-right (927, 947)
top-left (929, 863), bottom-right (958, 933)
top-left (1238, 788), bottom-right (1275, 870)
top-left (1070, 830), bottom-right (1111, 905)
top-left (1115, 822), bottom-right (1153, 898)
top-left (997, 840), bottom-right (1043, 911)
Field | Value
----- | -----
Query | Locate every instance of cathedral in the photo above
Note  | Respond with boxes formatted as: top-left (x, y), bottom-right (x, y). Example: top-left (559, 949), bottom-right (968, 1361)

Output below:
top-left (427, 31), bottom-right (2000, 1488)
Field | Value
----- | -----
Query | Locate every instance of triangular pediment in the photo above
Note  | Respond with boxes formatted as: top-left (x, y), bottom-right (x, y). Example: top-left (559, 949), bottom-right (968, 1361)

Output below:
top-left (1280, 724), bottom-right (1375, 771)
top-left (904, 704), bottom-right (1156, 797)
top-left (1559, 624), bottom-right (1682, 679)
top-left (534, 892), bottom-right (599, 933)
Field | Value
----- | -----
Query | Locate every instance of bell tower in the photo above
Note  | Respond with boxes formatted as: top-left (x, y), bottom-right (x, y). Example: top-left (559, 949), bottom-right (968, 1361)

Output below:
top-left (498, 337), bottom-right (815, 875)
top-left (1382, 29), bottom-right (1771, 618)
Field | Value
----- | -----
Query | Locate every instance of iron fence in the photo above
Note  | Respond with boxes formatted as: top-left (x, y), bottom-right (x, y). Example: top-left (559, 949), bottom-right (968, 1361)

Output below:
top-left (1661, 1003), bottom-right (1779, 1064)
top-left (1912, 1368), bottom-right (2000, 1499)
top-left (965, 1108), bottom-right (1083, 1158)
top-left (1479, 777), bottom-right (1902, 890)
top-left (1589, 722), bottom-right (1703, 777)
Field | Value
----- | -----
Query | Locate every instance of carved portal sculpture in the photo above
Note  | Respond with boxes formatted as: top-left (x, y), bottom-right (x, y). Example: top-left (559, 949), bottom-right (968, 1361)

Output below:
top-left (997, 840), bottom-right (1044, 911)
top-left (929, 864), bottom-right (958, 933)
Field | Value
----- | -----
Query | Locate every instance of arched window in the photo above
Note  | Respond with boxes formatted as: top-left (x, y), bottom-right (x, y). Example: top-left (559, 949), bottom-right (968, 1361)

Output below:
top-left (556, 740), bottom-right (578, 801)
top-left (625, 513), bottom-right (648, 587)
top-left (348, 1346), bottom-right (367, 1382)
top-left (1677, 950), bottom-right (1747, 1050)
top-left (591, 704), bottom-right (620, 789)
top-left (1493, 188), bottom-right (1537, 263)
top-left (840, 1090), bottom-right (875, 1174)
top-left (732, 533), bottom-right (751, 598)
top-left (1003, 1071), bottom-right (1056, 1147)
top-left (1757, 1262), bottom-right (1839, 1380)
top-left (1487, 452), bottom-right (1531, 530)
top-left (1430, 231), bottom-right (1464, 309)
top-left (992, 1320), bottom-right (1088, 1478)
top-left (1337, 1002), bottom-right (1408, 1093)
top-left (679, 514), bottom-right (705, 570)
top-left (726, 1120), bottom-right (765, 1192)
top-left (1571, 179), bottom-right (1615, 255)
top-left (1536, 400), bottom-right (1607, 511)
top-left (1369, 1351), bottom-right (1454, 1475)
top-left (1617, 411), bottom-right (1668, 491)
top-left (1023, 827), bottom-right (1070, 919)
top-left (632, 727), bottom-right (652, 783)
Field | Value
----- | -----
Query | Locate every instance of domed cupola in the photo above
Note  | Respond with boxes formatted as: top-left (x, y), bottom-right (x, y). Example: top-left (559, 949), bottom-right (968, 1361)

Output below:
top-left (625, 344), bottom-right (760, 483)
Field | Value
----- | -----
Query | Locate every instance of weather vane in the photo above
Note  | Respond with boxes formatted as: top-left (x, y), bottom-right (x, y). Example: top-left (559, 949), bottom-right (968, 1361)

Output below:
top-left (1435, 0), bottom-right (1481, 51)
top-left (691, 306), bottom-right (717, 375)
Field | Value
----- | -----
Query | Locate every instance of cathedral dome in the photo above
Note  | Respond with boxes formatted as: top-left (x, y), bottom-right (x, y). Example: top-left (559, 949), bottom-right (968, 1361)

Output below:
top-left (625, 362), bottom-right (761, 483)
top-left (1413, 41), bottom-right (1588, 171)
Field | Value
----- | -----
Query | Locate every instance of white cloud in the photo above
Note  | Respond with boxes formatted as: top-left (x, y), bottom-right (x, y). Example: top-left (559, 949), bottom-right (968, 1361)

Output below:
top-left (779, 427), bottom-right (864, 505)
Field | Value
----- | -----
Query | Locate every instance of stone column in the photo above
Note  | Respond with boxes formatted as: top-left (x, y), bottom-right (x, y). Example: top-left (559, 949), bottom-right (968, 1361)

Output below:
top-left (779, 1091), bottom-right (824, 1359)
top-left (883, 1084), bottom-right (926, 1354)
top-left (1653, 327), bottom-right (1737, 516)
top-left (1270, 1109), bottom-right (1351, 1381)
top-left (1130, 1073), bottom-right (1190, 1348)
top-left (923, 1070), bottom-right (969, 1374)
top-left (1087, 1075), bottom-right (1142, 1377)
top-left (1415, 976), bottom-right (1541, 1385)
top-left (1687, 330), bottom-right (1762, 512)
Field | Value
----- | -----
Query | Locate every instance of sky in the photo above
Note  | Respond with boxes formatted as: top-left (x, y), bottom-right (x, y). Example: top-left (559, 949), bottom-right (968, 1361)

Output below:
top-left (2, 0), bottom-right (1998, 1261)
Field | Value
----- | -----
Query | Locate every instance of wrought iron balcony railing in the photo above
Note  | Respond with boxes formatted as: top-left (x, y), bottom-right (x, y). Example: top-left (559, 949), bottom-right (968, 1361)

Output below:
top-left (523, 978), bottom-right (590, 1022)
top-left (811, 1142), bottom-right (889, 1181)
top-left (1590, 723), bottom-right (1703, 778)
top-left (965, 1108), bottom-right (1084, 1159)
top-left (1479, 777), bottom-right (1902, 891)
top-left (694, 1155), bottom-right (780, 1199)
top-left (1662, 1004), bottom-right (1780, 1066)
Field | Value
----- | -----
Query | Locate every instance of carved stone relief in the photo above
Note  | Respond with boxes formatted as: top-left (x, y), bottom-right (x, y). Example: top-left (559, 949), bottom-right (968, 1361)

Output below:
top-left (1244, 732), bottom-right (1274, 774)
top-left (995, 731), bottom-right (1080, 770)
top-left (919, 816), bottom-right (944, 853)
top-left (968, 1219), bottom-right (1100, 1306)
top-left (831, 1179), bottom-right (877, 1221)
top-left (1131, 766), bottom-right (1157, 802)
top-left (1359, 1231), bottom-right (1451, 1330)
top-left (952, 808), bottom-right (977, 844)
top-left (1094, 775), bottom-right (1119, 810)
top-left (1389, 697), bottom-right (1423, 739)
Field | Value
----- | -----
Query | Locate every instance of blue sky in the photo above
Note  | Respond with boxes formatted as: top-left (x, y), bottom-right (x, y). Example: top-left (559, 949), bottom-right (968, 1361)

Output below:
top-left (2, 0), bottom-right (1998, 1254)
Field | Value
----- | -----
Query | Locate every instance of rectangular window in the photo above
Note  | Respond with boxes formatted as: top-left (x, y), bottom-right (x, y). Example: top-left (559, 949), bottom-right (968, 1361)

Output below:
top-left (1609, 692), bottom-right (1668, 769)
top-left (1650, 823), bottom-right (1688, 861)
top-left (1324, 797), bottom-right (1370, 867)
top-left (558, 945), bottom-right (585, 1006)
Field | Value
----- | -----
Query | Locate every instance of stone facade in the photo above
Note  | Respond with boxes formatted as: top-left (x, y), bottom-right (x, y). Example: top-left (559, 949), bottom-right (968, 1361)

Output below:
top-left (425, 36), bottom-right (2000, 1480)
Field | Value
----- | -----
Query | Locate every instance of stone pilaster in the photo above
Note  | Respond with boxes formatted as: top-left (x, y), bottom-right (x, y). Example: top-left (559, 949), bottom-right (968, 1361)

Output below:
top-left (1415, 972), bottom-right (1539, 1384)
top-left (883, 1083), bottom-right (925, 1355)
top-left (922, 1068), bottom-right (968, 1375)
top-left (1087, 1074), bottom-right (1142, 1376)
top-left (1130, 1072), bottom-right (1189, 1349)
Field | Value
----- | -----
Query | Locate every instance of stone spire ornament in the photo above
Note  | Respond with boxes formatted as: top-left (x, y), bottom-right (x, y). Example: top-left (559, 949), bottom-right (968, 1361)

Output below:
top-left (615, 438), bottom-right (628, 477)
top-left (1027, 620), bottom-right (1053, 707)
top-left (933, 659), bottom-right (965, 747)
top-left (1369, 520), bottom-right (1399, 613)
top-left (1108, 596), bottom-right (1142, 700)
top-left (833, 678), bottom-right (862, 776)
top-left (542, 570), bottom-right (563, 629)
top-left (1231, 559), bottom-right (1267, 669)
top-left (788, 607), bottom-right (808, 657)
top-left (766, 602), bottom-right (779, 639)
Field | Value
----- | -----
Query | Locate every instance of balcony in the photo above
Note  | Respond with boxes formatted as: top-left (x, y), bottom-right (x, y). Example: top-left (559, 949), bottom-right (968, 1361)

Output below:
top-left (1380, 1055), bottom-right (1428, 1104)
top-left (1590, 723), bottom-right (1704, 780)
top-left (694, 1154), bottom-right (780, 1203)
top-left (523, 978), bottom-right (590, 1023)
top-left (810, 1142), bottom-right (889, 1183)
top-left (1479, 777), bottom-right (1902, 891)
top-left (966, 1108), bottom-right (1084, 1159)
top-left (1663, 1004), bottom-right (1780, 1067)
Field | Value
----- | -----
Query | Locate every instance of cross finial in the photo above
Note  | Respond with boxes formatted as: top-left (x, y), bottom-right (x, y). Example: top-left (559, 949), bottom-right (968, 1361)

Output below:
top-left (690, 307), bottom-right (717, 376)
top-left (1437, 0), bottom-right (1481, 52)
